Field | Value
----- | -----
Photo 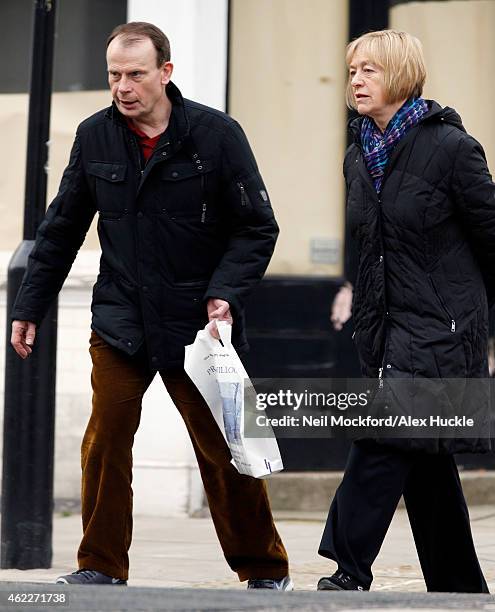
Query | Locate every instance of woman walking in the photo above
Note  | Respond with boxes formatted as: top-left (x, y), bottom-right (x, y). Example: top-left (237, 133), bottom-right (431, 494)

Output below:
top-left (318, 29), bottom-right (493, 593)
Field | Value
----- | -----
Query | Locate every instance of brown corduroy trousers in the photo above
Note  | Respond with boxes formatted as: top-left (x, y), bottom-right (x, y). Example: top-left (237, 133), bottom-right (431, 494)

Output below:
top-left (77, 331), bottom-right (288, 581)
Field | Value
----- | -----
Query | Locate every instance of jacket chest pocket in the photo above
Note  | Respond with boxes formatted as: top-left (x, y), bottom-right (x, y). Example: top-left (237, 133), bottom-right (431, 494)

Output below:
top-left (87, 161), bottom-right (128, 219)
top-left (159, 160), bottom-right (216, 221)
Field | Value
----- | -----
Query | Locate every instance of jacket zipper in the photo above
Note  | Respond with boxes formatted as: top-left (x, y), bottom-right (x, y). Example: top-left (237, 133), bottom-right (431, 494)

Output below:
top-left (129, 134), bottom-right (143, 172)
top-left (357, 155), bottom-right (389, 387)
top-left (428, 274), bottom-right (456, 332)
top-left (375, 191), bottom-right (389, 386)
top-left (201, 202), bottom-right (207, 223)
top-left (237, 182), bottom-right (251, 207)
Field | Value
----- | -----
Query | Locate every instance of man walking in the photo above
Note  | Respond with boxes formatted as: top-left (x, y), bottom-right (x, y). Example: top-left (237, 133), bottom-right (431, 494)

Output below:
top-left (11, 22), bottom-right (291, 590)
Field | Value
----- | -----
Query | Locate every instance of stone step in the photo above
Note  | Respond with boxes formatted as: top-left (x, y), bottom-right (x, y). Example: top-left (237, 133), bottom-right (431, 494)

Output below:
top-left (265, 471), bottom-right (495, 511)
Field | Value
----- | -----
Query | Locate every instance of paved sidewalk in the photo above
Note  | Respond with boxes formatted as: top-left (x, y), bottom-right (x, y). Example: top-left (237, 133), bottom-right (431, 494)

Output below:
top-left (0, 506), bottom-right (493, 592)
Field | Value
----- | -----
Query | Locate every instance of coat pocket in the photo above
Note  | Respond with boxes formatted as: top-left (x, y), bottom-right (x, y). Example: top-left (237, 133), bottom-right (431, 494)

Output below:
top-left (161, 283), bottom-right (209, 323)
top-left (230, 172), bottom-right (274, 222)
top-left (428, 274), bottom-right (456, 332)
top-left (174, 279), bottom-right (209, 289)
top-left (237, 181), bottom-right (252, 211)
top-left (87, 161), bottom-right (128, 218)
top-left (159, 160), bottom-right (215, 220)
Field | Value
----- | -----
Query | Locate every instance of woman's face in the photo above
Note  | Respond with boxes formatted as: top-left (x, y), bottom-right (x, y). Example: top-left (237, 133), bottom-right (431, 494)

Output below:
top-left (349, 50), bottom-right (388, 118)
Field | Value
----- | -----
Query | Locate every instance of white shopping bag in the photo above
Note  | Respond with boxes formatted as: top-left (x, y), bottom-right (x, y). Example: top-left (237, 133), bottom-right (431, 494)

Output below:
top-left (184, 321), bottom-right (283, 478)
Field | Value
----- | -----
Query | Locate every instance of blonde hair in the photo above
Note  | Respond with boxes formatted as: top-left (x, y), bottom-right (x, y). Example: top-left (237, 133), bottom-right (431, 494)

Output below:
top-left (345, 29), bottom-right (426, 109)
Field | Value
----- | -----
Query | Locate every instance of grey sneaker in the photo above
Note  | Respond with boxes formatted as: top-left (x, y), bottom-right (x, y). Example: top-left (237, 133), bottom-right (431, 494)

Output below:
top-left (55, 569), bottom-right (127, 585)
top-left (247, 575), bottom-right (294, 590)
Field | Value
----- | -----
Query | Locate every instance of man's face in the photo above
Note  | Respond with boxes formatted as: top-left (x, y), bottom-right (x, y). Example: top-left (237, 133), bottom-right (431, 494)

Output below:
top-left (349, 51), bottom-right (387, 118)
top-left (106, 36), bottom-right (173, 121)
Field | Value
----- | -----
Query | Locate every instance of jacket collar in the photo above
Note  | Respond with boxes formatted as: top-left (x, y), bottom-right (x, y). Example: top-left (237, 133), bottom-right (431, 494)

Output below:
top-left (105, 81), bottom-right (190, 145)
top-left (348, 99), bottom-right (466, 144)
top-left (348, 111), bottom-right (362, 144)
top-left (421, 100), bottom-right (466, 132)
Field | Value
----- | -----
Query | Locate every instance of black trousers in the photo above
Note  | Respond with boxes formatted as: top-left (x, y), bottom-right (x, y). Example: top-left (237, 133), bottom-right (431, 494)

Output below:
top-left (319, 440), bottom-right (489, 593)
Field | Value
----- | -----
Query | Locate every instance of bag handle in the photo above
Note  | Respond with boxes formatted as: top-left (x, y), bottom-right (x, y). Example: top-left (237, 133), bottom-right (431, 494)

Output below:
top-left (216, 320), bottom-right (232, 347)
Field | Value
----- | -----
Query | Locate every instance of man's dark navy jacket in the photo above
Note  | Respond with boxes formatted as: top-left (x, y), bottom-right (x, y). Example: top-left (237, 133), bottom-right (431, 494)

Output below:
top-left (12, 82), bottom-right (279, 369)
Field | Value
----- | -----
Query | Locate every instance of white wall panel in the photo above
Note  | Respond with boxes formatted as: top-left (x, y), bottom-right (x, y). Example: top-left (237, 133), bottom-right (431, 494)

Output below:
top-left (128, 0), bottom-right (228, 110)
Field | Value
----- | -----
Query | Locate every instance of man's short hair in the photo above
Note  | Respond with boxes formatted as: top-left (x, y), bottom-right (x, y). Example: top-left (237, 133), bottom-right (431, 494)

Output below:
top-left (107, 22), bottom-right (171, 67)
top-left (345, 29), bottom-right (426, 108)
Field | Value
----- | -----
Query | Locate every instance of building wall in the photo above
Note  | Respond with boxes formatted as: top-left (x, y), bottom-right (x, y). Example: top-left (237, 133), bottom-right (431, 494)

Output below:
top-left (229, 0), bottom-right (349, 277)
top-left (390, 0), bottom-right (495, 169)
top-left (0, 92), bottom-right (105, 252)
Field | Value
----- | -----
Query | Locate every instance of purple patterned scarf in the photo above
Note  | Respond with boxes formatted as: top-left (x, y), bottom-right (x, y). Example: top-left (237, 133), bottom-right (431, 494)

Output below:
top-left (360, 97), bottom-right (429, 193)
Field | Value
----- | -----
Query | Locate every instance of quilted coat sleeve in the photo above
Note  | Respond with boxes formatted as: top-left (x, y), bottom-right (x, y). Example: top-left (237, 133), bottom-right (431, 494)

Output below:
top-left (11, 132), bottom-right (96, 325)
top-left (343, 151), bottom-right (359, 287)
top-left (203, 119), bottom-right (279, 314)
top-left (453, 135), bottom-right (495, 307)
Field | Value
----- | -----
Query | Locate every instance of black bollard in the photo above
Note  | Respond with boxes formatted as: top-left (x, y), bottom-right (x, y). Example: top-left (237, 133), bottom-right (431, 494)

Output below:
top-left (1, 0), bottom-right (57, 569)
top-left (1, 245), bottom-right (58, 568)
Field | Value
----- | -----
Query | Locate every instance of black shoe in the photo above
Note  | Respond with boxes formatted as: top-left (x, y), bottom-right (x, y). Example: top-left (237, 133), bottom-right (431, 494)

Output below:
top-left (247, 575), bottom-right (294, 590)
top-left (55, 569), bottom-right (127, 585)
top-left (317, 570), bottom-right (366, 591)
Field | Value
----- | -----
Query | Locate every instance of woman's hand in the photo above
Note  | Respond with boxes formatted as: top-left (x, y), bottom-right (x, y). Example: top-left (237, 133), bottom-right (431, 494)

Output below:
top-left (330, 283), bottom-right (353, 331)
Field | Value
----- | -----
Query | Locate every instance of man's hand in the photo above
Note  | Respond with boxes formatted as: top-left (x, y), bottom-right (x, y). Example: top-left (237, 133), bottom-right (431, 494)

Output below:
top-left (11, 320), bottom-right (37, 359)
top-left (207, 298), bottom-right (233, 339)
top-left (330, 283), bottom-right (353, 331)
